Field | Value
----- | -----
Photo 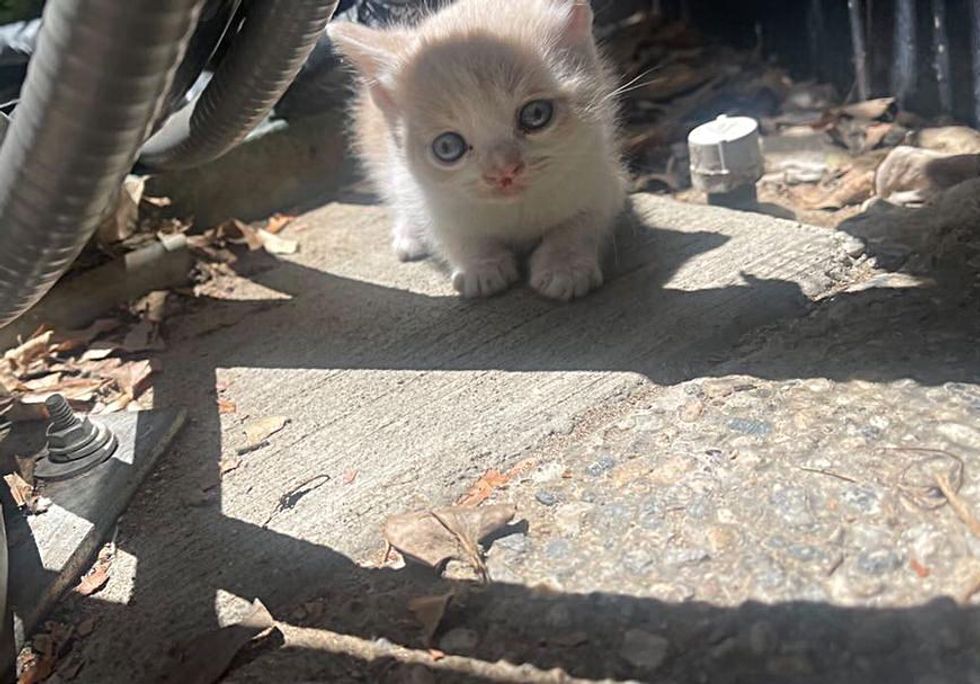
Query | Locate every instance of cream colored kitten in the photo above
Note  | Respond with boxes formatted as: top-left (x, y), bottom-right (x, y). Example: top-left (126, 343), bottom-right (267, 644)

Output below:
top-left (329, 0), bottom-right (626, 300)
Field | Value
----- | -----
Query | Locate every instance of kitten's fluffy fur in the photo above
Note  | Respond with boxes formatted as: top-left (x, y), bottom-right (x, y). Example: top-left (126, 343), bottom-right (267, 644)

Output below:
top-left (330, 0), bottom-right (625, 300)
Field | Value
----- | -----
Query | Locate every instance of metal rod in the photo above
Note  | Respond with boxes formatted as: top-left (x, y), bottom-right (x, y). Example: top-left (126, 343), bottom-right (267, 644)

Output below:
top-left (892, 0), bottom-right (917, 105)
top-left (972, 0), bottom-right (980, 124)
top-left (847, 0), bottom-right (870, 101)
top-left (932, 0), bottom-right (953, 115)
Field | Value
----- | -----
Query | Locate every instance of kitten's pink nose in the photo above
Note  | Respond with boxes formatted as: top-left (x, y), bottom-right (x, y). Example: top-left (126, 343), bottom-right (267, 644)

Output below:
top-left (483, 161), bottom-right (525, 189)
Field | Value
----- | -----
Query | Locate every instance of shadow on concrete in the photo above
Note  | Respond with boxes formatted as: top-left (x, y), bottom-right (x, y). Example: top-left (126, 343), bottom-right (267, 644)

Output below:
top-left (20, 209), bottom-right (979, 682)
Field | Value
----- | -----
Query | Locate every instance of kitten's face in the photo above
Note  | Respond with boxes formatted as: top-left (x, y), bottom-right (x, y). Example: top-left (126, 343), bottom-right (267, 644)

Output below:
top-left (398, 36), bottom-right (591, 203)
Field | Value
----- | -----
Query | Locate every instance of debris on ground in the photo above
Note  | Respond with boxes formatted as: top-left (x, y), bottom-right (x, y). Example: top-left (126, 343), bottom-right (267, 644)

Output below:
top-left (456, 459), bottom-right (534, 507)
top-left (262, 473), bottom-right (331, 527)
top-left (159, 599), bottom-right (278, 684)
top-left (74, 542), bottom-right (115, 597)
top-left (383, 504), bottom-right (517, 581)
top-left (407, 592), bottom-right (454, 646)
top-left (239, 415), bottom-right (289, 454)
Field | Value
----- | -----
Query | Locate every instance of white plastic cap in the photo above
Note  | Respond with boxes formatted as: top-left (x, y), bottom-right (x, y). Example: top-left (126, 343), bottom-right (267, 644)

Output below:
top-left (687, 115), bottom-right (764, 194)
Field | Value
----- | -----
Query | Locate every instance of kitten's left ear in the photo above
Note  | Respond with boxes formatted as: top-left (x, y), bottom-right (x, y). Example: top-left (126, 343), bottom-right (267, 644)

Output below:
top-left (558, 0), bottom-right (594, 47)
top-left (328, 22), bottom-right (404, 113)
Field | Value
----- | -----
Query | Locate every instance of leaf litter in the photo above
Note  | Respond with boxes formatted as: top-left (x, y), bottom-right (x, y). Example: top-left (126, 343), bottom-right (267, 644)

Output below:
top-left (159, 599), bottom-right (278, 684)
top-left (383, 504), bottom-right (517, 581)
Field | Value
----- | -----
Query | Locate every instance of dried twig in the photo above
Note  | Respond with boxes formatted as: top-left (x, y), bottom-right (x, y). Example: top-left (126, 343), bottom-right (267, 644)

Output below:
top-left (894, 447), bottom-right (964, 510)
top-left (934, 473), bottom-right (980, 539)
top-left (798, 466), bottom-right (859, 484)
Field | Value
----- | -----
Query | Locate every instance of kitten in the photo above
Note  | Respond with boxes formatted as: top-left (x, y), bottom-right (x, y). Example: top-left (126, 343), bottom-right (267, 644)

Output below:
top-left (329, 0), bottom-right (626, 300)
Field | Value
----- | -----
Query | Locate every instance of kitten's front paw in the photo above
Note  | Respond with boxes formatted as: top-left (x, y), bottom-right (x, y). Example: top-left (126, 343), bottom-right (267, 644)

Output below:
top-left (392, 220), bottom-right (430, 262)
top-left (529, 250), bottom-right (603, 302)
top-left (451, 256), bottom-right (519, 298)
top-left (393, 234), bottom-right (430, 262)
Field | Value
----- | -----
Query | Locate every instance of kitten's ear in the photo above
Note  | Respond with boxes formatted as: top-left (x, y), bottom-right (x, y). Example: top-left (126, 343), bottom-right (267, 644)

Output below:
top-left (328, 22), bottom-right (403, 113)
top-left (558, 0), bottom-right (594, 47)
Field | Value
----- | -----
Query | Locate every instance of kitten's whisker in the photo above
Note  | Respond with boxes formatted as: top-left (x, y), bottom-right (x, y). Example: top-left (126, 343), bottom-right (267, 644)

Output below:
top-left (602, 65), bottom-right (664, 101)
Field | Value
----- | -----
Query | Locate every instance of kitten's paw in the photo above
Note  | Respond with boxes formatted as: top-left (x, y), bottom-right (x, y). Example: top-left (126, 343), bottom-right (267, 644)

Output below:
top-left (529, 251), bottom-right (603, 301)
top-left (451, 256), bottom-right (519, 298)
top-left (393, 234), bottom-right (430, 262)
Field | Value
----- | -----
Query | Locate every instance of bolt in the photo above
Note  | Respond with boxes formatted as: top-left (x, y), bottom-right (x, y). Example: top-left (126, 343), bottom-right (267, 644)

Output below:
top-left (45, 394), bottom-right (76, 429)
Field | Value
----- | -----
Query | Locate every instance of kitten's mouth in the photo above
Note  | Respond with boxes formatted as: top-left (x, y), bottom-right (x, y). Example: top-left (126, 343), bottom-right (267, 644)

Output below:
top-left (485, 182), bottom-right (527, 200)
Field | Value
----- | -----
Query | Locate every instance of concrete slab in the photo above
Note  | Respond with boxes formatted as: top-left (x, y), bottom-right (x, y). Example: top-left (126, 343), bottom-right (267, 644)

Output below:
top-left (47, 193), bottom-right (977, 681)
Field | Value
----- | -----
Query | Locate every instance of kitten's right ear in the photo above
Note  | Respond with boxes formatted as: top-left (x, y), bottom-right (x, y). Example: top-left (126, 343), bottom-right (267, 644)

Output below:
top-left (328, 22), bottom-right (402, 113)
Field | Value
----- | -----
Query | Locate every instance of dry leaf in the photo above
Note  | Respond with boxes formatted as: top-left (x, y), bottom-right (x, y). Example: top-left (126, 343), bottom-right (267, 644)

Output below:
top-left (17, 653), bottom-right (55, 684)
top-left (74, 564), bottom-right (110, 597)
top-left (159, 599), bottom-right (276, 684)
top-left (217, 398), bottom-right (237, 415)
top-left (134, 290), bottom-right (169, 324)
top-left (457, 460), bottom-right (534, 507)
top-left (342, 469), bottom-right (358, 485)
top-left (50, 319), bottom-right (120, 354)
top-left (215, 219), bottom-right (264, 251)
top-left (257, 229), bottom-right (298, 255)
top-left (107, 359), bottom-right (156, 400)
top-left (96, 176), bottom-right (144, 245)
top-left (408, 592), bottom-right (454, 646)
top-left (5, 330), bottom-right (53, 371)
top-left (243, 416), bottom-right (289, 449)
top-left (264, 213), bottom-right (295, 234)
top-left (457, 470), bottom-right (509, 507)
top-left (807, 169), bottom-right (874, 210)
top-left (839, 97), bottom-right (896, 120)
top-left (383, 504), bottom-right (517, 578)
top-left (4, 472), bottom-right (34, 508)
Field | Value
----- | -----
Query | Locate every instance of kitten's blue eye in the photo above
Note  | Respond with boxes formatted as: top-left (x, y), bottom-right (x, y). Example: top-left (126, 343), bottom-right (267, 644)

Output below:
top-left (431, 132), bottom-right (467, 163)
top-left (518, 99), bottom-right (554, 131)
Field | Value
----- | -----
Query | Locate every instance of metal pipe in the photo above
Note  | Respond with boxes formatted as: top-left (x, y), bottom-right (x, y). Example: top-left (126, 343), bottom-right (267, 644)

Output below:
top-left (892, 0), bottom-right (917, 105)
top-left (847, 0), bottom-right (870, 101)
top-left (932, 0), bottom-right (953, 115)
top-left (972, 0), bottom-right (980, 123)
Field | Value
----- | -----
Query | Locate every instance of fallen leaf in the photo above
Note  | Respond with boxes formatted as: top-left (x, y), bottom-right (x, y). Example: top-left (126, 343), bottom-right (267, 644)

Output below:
top-left (427, 649), bottom-right (446, 661)
top-left (217, 398), bottom-right (237, 415)
top-left (50, 319), bottom-right (121, 354)
top-left (215, 219), bottom-right (264, 251)
top-left (159, 599), bottom-right (277, 684)
top-left (242, 416), bottom-right (289, 450)
top-left (457, 470), bottom-right (509, 507)
top-left (74, 564), bottom-right (110, 597)
top-left (408, 592), bottom-right (454, 646)
top-left (806, 169), bottom-right (874, 210)
top-left (134, 290), bottom-right (169, 324)
top-left (17, 653), bottom-right (54, 684)
top-left (383, 504), bottom-right (517, 579)
top-left (5, 330), bottom-right (53, 371)
top-left (4, 472), bottom-right (34, 508)
top-left (342, 469), bottom-right (358, 485)
top-left (257, 229), bottom-right (298, 255)
top-left (839, 97), bottom-right (896, 120)
top-left (107, 359), bottom-right (156, 400)
top-left (264, 213), bottom-right (295, 234)
top-left (457, 460), bottom-right (534, 507)
top-left (96, 176), bottom-right (144, 245)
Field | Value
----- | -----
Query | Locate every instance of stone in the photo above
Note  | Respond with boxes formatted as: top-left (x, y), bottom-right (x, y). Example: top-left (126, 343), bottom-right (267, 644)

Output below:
top-left (535, 490), bottom-right (558, 507)
top-left (855, 549), bottom-right (903, 576)
top-left (619, 629), bottom-right (670, 671)
top-left (727, 417), bottom-right (773, 437)
top-left (585, 454), bottom-right (617, 477)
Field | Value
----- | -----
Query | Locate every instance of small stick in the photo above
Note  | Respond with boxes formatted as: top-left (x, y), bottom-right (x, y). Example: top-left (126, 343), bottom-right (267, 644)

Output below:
top-left (799, 466), bottom-right (859, 484)
top-left (934, 473), bottom-right (980, 539)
